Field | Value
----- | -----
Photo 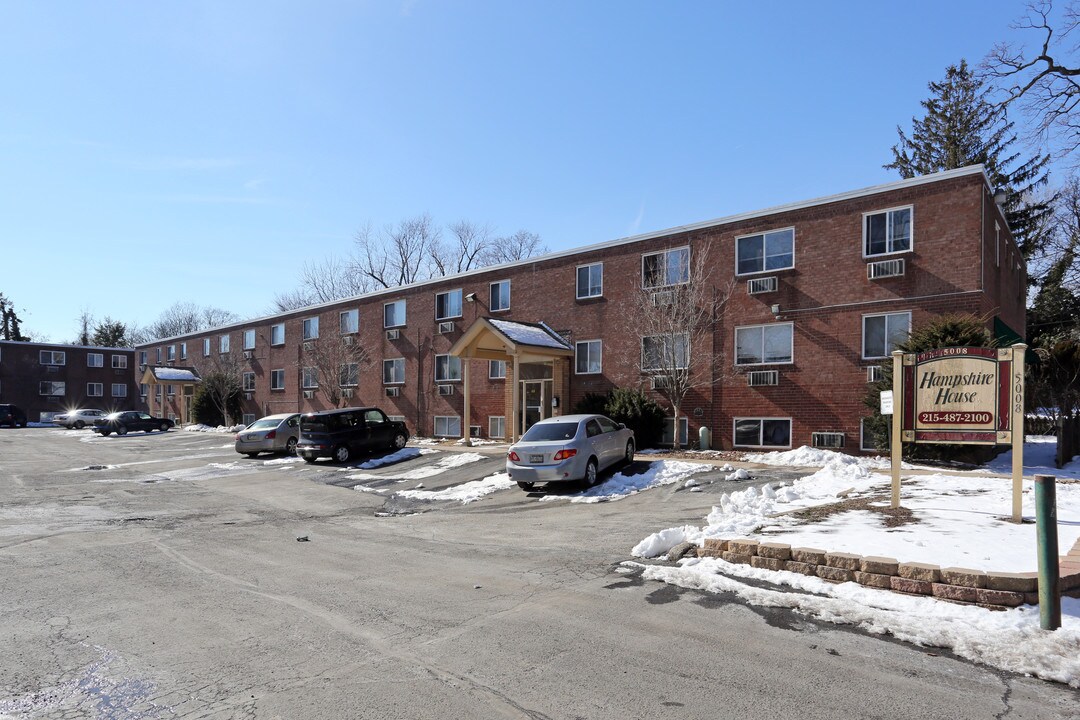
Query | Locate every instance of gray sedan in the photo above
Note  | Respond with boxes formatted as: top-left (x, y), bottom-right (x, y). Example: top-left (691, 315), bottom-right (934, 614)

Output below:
top-left (506, 414), bottom-right (635, 491)
top-left (235, 413), bottom-right (301, 457)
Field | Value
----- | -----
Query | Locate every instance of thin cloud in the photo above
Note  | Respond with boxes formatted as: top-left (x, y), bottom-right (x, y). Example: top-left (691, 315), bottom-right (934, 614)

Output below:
top-left (628, 201), bottom-right (645, 234)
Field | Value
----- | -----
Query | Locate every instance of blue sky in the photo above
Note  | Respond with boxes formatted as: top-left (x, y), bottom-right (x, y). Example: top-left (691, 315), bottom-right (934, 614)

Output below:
top-left (0, 1), bottom-right (1042, 342)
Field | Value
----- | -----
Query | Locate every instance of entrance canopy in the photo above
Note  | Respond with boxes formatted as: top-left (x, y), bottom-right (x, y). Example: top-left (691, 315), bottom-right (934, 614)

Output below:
top-left (449, 317), bottom-right (573, 361)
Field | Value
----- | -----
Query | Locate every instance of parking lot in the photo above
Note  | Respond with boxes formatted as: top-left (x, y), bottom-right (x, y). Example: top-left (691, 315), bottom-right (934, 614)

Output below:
top-left (2, 428), bottom-right (1078, 719)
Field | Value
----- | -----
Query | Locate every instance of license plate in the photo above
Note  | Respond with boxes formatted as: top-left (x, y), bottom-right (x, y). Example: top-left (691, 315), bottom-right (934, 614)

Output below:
top-left (529, 454), bottom-right (544, 463)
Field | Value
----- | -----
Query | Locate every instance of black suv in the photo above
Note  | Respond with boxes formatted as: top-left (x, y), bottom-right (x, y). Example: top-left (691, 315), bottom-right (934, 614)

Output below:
top-left (0, 404), bottom-right (28, 428)
top-left (93, 411), bottom-right (174, 435)
top-left (297, 407), bottom-right (408, 464)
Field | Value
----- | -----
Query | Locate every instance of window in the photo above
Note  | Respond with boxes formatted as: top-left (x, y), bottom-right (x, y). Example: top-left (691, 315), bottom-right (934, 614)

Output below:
top-left (243, 414), bottom-right (256, 426)
top-left (87, 353), bottom-right (104, 368)
top-left (167, 345), bottom-right (176, 361)
top-left (303, 317), bottom-right (319, 340)
top-left (166, 384), bottom-right (175, 396)
top-left (860, 418), bottom-right (880, 452)
top-left (179, 342), bottom-right (187, 360)
top-left (384, 300), bottom-right (406, 328)
top-left (302, 367), bottom-right (319, 389)
top-left (139, 351), bottom-right (147, 366)
top-left (735, 324), bottom-right (793, 365)
top-left (862, 312), bottom-right (911, 359)
top-left (576, 263), bottom-right (603, 298)
top-left (203, 338), bottom-right (211, 357)
top-left (140, 383), bottom-right (148, 397)
top-left (339, 363), bottom-right (358, 387)
top-left (112, 355), bottom-right (127, 369)
top-left (641, 334), bottom-right (689, 371)
top-left (489, 280), bottom-right (510, 312)
top-left (155, 386), bottom-right (162, 398)
top-left (662, 417), bottom-right (689, 447)
top-left (575, 340), bottom-right (602, 374)
top-left (39, 350), bottom-right (66, 365)
top-left (87, 383), bottom-right (103, 397)
top-left (489, 416), bottom-right (506, 439)
top-left (219, 335), bottom-right (230, 353)
top-left (39, 381), bottom-right (65, 395)
top-left (435, 289), bottom-right (463, 320)
top-left (864, 207), bottom-right (912, 257)
top-left (340, 309), bottom-right (359, 335)
top-left (489, 360), bottom-right (506, 379)
top-left (156, 348), bottom-right (163, 363)
top-left (270, 369), bottom-right (285, 390)
top-left (642, 247), bottom-right (689, 288)
top-left (435, 354), bottom-right (462, 382)
top-left (270, 323), bottom-right (285, 346)
top-left (736, 228), bottom-right (794, 275)
top-left (243, 329), bottom-right (256, 350)
top-left (111, 384), bottom-right (127, 398)
top-left (383, 358), bottom-right (405, 384)
top-left (734, 418), bottom-right (791, 448)
top-left (434, 416), bottom-right (461, 437)
top-left (242, 372), bottom-right (256, 392)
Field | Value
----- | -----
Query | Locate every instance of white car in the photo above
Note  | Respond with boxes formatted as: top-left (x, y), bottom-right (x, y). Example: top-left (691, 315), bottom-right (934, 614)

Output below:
top-left (53, 409), bottom-right (108, 429)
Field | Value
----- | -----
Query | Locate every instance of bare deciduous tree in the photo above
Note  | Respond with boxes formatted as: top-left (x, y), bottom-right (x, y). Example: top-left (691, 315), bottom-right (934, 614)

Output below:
top-left (272, 255), bottom-right (372, 312)
top-left (142, 302), bottom-right (240, 342)
top-left (628, 246), bottom-right (733, 449)
top-left (195, 351), bottom-right (245, 427)
top-left (483, 230), bottom-right (549, 266)
top-left (298, 335), bottom-right (374, 408)
top-left (352, 214), bottom-right (442, 289)
top-left (432, 221), bottom-right (494, 276)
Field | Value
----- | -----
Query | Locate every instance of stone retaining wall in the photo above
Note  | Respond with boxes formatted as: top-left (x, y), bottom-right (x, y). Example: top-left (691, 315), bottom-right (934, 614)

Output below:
top-left (694, 538), bottom-right (1080, 609)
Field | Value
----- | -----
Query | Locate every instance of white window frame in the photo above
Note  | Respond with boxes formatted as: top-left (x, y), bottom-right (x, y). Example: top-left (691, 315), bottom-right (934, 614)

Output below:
top-left (87, 382), bottom-right (103, 397)
top-left (489, 416), bottom-right (506, 439)
top-left (302, 317), bottom-right (319, 341)
top-left (302, 367), bottom-right (319, 389)
top-left (641, 333), bottom-right (689, 371)
top-left (340, 309), bottom-right (359, 335)
top-left (39, 350), bottom-right (66, 365)
top-left (575, 340), bottom-right (602, 375)
top-left (111, 383), bottom-right (127, 398)
top-left (860, 418), bottom-right (878, 452)
top-left (489, 280), bottom-right (511, 312)
top-left (489, 360), bottom-right (507, 379)
top-left (734, 323), bottom-right (794, 366)
top-left (242, 372), bottom-right (256, 392)
top-left (139, 351), bottom-right (148, 366)
top-left (270, 369), bottom-right (285, 391)
top-left (384, 300), bottom-right (406, 328)
top-left (179, 342), bottom-right (187, 360)
top-left (242, 413), bottom-right (256, 426)
top-left (435, 354), bottom-right (462, 383)
top-left (576, 262), bottom-right (603, 299)
top-left (641, 246), bottom-right (690, 289)
top-left (662, 417), bottom-right (689, 447)
top-left (383, 358), bottom-right (405, 385)
top-left (434, 415), bottom-right (462, 437)
top-left (270, 323), bottom-right (285, 346)
top-left (339, 363), bottom-right (359, 388)
top-left (219, 335), bottom-right (231, 354)
top-left (862, 205), bottom-right (913, 258)
top-left (140, 383), bottom-right (148, 397)
top-left (733, 417), bottom-right (792, 449)
top-left (861, 311), bottom-right (912, 360)
top-left (112, 354), bottom-right (127, 369)
top-left (87, 353), bottom-right (104, 368)
top-left (435, 289), bottom-right (463, 321)
top-left (203, 338), bottom-right (211, 357)
top-left (243, 329), bottom-right (256, 350)
top-left (735, 227), bottom-right (795, 276)
top-left (39, 381), bottom-right (66, 395)
top-left (166, 384), bottom-right (175, 397)
top-left (167, 345), bottom-right (176, 361)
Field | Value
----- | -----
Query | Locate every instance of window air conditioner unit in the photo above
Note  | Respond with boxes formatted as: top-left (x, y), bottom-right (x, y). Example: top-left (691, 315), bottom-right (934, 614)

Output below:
top-left (243, 351), bottom-right (253, 359)
top-left (650, 291), bottom-right (674, 306)
top-left (302, 390), bottom-right (315, 399)
top-left (341, 389), bottom-right (354, 398)
top-left (867, 258), bottom-right (905, 280)
top-left (114, 368), bottom-right (124, 375)
top-left (649, 376), bottom-right (671, 390)
top-left (438, 321), bottom-right (455, 334)
top-left (385, 386), bottom-right (400, 397)
top-left (470, 425), bottom-right (481, 438)
top-left (342, 336), bottom-right (354, 346)
top-left (437, 384), bottom-right (454, 396)
top-left (866, 365), bottom-right (883, 383)
top-left (746, 276), bottom-right (778, 295)
top-left (811, 432), bottom-right (846, 449)
top-left (302, 342), bottom-right (314, 351)
top-left (386, 329), bottom-right (400, 341)
top-left (746, 370), bottom-right (779, 387)
top-left (244, 393), bottom-right (253, 400)
top-left (46, 365), bottom-right (58, 373)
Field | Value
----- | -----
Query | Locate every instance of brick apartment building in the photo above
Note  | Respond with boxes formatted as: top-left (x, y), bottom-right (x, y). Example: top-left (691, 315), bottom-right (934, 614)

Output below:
top-left (129, 165), bottom-right (1024, 452)
top-left (0, 341), bottom-right (138, 421)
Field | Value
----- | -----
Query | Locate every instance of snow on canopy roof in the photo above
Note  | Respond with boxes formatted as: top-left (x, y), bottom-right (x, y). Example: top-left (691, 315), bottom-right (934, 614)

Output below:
top-left (151, 366), bottom-right (200, 382)
top-left (488, 319), bottom-right (571, 350)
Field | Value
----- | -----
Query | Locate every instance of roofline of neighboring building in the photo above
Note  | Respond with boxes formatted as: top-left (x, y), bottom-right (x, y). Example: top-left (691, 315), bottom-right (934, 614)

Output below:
top-left (139, 165), bottom-right (992, 347)
top-left (0, 339), bottom-right (135, 353)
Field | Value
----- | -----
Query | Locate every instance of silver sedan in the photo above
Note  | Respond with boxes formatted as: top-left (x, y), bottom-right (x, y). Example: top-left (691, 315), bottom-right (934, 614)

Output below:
top-left (506, 414), bottom-right (635, 491)
top-left (235, 413), bottom-right (301, 457)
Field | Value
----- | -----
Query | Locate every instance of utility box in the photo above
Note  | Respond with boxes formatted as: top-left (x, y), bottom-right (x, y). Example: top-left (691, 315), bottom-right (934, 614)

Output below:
top-left (698, 426), bottom-right (711, 451)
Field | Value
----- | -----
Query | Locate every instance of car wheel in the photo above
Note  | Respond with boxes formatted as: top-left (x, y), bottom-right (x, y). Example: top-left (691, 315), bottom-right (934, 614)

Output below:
top-left (624, 440), bottom-right (635, 466)
top-left (391, 432), bottom-right (407, 451)
top-left (584, 458), bottom-right (599, 487)
top-left (285, 437), bottom-right (298, 455)
top-left (74, 421), bottom-right (85, 429)
top-left (245, 453), bottom-right (260, 458)
top-left (333, 445), bottom-right (351, 463)
top-left (159, 423), bottom-right (170, 432)
top-left (302, 456), bottom-right (317, 464)
top-left (517, 481), bottom-right (535, 491)
top-left (100, 430), bottom-right (111, 436)
top-left (116, 425), bottom-right (128, 436)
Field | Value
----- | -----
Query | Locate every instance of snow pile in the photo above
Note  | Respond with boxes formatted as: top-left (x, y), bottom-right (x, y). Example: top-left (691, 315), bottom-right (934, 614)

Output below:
top-left (184, 424), bottom-right (244, 433)
top-left (725, 468), bottom-right (750, 481)
top-left (348, 451), bottom-right (484, 481)
top-left (455, 437), bottom-right (503, 446)
top-left (631, 525), bottom-right (701, 558)
top-left (543, 460), bottom-right (709, 504)
top-left (986, 435), bottom-right (1080, 480)
top-left (633, 558), bottom-right (1080, 687)
top-left (395, 472), bottom-right (516, 504)
top-left (337, 447), bottom-right (424, 470)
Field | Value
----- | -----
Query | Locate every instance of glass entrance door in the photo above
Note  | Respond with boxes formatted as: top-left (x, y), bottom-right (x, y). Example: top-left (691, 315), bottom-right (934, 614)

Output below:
top-left (520, 379), bottom-right (553, 435)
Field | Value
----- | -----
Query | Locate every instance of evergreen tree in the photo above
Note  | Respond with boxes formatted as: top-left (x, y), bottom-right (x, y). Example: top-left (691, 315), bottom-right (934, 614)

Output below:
top-left (0, 293), bottom-right (27, 341)
top-left (90, 318), bottom-right (131, 348)
top-left (886, 60), bottom-right (1053, 263)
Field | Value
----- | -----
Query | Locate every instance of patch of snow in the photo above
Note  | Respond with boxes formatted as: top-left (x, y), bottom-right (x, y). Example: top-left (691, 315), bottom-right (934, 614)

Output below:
top-left (541, 460), bottom-right (709, 504)
top-left (725, 468), bottom-right (750, 481)
top-left (348, 451), bottom-right (485, 481)
top-left (986, 435), bottom-right (1080, 480)
top-left (337, 447), bottom-right (422, 470)
top-left (184, 424), bottom-right (244, 433)
top-left (396, 472), bottom-right (516, 504)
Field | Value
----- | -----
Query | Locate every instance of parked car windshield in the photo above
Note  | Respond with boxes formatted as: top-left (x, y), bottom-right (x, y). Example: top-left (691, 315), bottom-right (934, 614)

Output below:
top-left (521, 422), bottom-right (579, 442)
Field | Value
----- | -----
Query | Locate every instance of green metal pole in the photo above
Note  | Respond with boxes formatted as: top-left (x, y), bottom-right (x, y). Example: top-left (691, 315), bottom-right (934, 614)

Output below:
top-left (1034, 474), bottom-right (1061, 631)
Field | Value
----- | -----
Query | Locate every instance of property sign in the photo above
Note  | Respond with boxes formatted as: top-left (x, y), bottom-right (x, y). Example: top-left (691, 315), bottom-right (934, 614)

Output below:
top-left (879, 390), bottom-right (894, 415)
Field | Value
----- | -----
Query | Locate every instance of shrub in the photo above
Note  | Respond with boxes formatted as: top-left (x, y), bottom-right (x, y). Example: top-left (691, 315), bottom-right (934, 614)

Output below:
top-left (574, 387), bottom-right (666, 449)
top-left (191, 378), bottom-right (243, 427)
